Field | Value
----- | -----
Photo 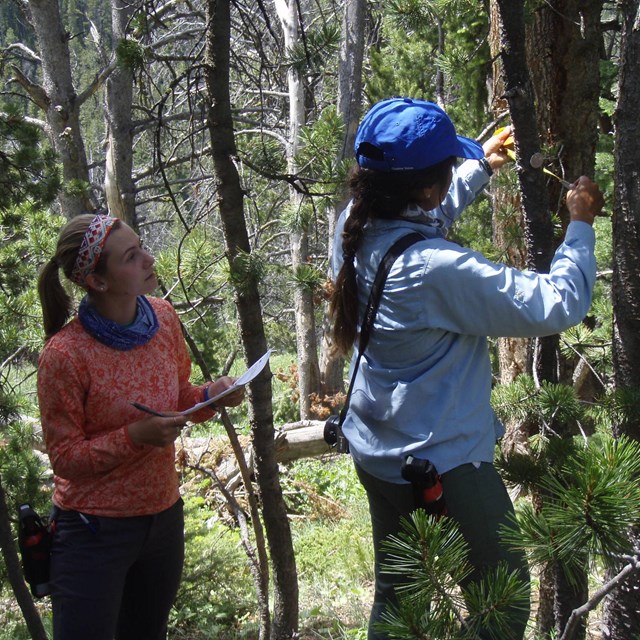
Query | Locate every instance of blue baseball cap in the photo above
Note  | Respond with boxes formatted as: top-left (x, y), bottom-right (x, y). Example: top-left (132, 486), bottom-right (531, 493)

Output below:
top-left (354, 97), bottom-right (484, 171)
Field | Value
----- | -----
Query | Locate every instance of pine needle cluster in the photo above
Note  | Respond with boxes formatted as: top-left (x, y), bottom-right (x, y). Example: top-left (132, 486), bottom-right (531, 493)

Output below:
top-left (506, 435), bottom-right (640, 585)
top-left (377, 433), bottom-right (640, 638)
top-left (376, 511), bottom-right (530, 639)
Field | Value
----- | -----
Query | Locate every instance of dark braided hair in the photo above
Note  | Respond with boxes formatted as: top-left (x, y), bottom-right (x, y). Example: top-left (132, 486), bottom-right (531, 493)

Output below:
top-left (330, 157), bottom-right (455, 355)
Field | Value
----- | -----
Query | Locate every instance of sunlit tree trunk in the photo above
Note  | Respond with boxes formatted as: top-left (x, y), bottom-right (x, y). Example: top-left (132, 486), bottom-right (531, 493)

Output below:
top-left (492, 3), bottom-right (563, 638)
top-left (493, 1), bottom-right (556, 380)
top-left (275, 0), bottom-right (321, 420)
top-left (17, 0), bottom-right (98, 217)
top-left (320, 0), bottom-right (366, 399)
top-left (203, 1), bottom-right (299, 637)
top-left (527, 0), bottom-right (602, 205)
top-left (610, 0), bottom-right (640, 430)
top-left (104, 0), bottom-right (138, 225)
top-left (527, 4), bottom-right (602, 637)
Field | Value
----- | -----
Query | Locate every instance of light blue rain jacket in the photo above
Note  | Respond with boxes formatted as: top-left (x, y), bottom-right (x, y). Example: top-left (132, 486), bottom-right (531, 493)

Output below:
top-left (332, 160), bottom-right (596, 483)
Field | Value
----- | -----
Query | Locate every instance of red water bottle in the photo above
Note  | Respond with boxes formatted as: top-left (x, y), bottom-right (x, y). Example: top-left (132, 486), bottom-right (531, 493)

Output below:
top-left (18, 503), bottom-right (51, 598)
top-left (401, 455), bottom-right (447, 518)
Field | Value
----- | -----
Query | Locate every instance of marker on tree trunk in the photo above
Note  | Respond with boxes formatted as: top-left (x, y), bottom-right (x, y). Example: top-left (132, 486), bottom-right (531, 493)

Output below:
top-left (497, 127), bottom-right (573, 190)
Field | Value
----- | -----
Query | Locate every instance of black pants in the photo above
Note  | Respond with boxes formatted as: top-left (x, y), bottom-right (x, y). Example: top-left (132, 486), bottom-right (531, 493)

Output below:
top-left (50, 498), bottom-right (184, 640)
top-left (356, 462), bottom-right (530, 640)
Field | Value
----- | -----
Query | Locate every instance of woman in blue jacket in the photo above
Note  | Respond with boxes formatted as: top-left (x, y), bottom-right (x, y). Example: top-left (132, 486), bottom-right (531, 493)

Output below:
top-left (330, 97), bottom-right (603, 640)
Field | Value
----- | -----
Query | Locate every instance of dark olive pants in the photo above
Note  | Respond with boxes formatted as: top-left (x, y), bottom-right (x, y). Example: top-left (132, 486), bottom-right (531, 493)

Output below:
top-left (50, 499), bottom-right (184, 640)
top-left (355, 462), bottom-right (530, 640)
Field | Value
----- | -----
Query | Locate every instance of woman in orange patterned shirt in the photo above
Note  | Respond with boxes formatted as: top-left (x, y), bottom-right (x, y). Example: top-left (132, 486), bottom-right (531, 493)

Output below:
top-left (37, 213), bottom-right (244, 640)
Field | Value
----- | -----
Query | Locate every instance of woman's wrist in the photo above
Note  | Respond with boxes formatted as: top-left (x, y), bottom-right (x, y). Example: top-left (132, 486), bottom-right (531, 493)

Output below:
top-left (203, 383), bottom-right (218, 410)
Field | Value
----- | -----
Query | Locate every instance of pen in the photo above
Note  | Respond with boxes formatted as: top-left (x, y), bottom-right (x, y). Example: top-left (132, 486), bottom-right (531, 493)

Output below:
top-left (131, 401), bottom-right (167, 417)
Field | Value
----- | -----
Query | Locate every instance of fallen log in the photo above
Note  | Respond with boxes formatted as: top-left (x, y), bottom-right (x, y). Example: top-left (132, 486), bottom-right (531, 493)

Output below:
top-left (274, 420), bottom-right (334, 463)
top-left (29, 418), bottom-right (337, 489)
top-left (179, 420), bottom-right (336, 492)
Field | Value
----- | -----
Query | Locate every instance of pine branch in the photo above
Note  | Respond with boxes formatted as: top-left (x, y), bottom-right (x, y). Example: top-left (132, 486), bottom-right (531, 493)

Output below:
top-left (476, 111), bottom-right (510, 142)
top-left (8, 66), bottom-right (48, 110)
top-left (5, 43), bottom-right (40, 64)
top-left (171, 294), bottom-right (224, 311)
top-left (558, 549), bottom-right (640, 640)
top-left (0, 111), bottom-right (46, 130)
top-left (76, 58), bottom-right (118, 107)
top-left (0, 346), bottom-right (27, 374)
top-left (560, 334), bottom-right (606, 389)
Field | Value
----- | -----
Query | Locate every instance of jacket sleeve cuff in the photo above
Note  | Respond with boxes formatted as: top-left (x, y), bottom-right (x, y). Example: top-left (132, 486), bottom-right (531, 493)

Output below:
top-left (457, 158), bottom-right (491, 194)
top-left (565, 220), bottom-right (596, 249)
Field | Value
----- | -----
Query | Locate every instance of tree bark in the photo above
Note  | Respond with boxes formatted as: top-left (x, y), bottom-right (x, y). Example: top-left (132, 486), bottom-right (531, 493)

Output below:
top-left (22, 0), bottom-right (97, 217)
top-left (554, 562), bottom-right (588, 640)
top-left (320, 0), bottom-right (366, 399)
top-left (526, 4), bottom-right (603, 637)
top-left (104, 0), bottom-right (138, 226)
top-left (526, 0), bottom-right (602, 208)
top-left (610, 0), bottom-right (640, 410)
top-left (492, 3), bottom-right (579, 637)
top-left (203, 1), bottom-right (299, 637)
top-left (275, 0), bottom-right (321, 420)
top-left (336, 0), bottom-right (366, 167)
top-left (488, 0), bottom-right (531, 455)
top-left (604, 2), bottom-right (640, 638)
top-left (493, 0), bottom-right (559, 389)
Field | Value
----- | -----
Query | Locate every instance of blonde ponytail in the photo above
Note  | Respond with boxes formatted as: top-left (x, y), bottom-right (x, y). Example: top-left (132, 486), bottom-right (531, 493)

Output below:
top-left (38, 259), bottom-right (75, 339)
top-left (38, 214), bottom-right (109, 338)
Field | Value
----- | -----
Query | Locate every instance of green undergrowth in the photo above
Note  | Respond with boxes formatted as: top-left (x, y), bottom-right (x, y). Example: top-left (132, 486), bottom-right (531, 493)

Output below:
top-left (169, 455), bottom-right (373, 639)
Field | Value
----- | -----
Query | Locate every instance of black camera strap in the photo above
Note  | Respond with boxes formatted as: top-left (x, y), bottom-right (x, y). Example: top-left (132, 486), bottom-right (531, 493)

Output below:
top-left (338, 232), bottom-right (426, 426)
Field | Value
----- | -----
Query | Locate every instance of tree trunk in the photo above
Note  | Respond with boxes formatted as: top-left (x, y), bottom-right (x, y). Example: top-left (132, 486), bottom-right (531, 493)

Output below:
top-left (610, 0), bottom-right (640, 411)
top-left (291, 223), bottom-right (321, 420)
top-left (104, 0), bottom-right (137, 226)
top-left (527, 4), bottom-right (602, 637)
top-left (488, 0), bottom-right (531, 456)
top-left (554, 562), bottom-right (588, 640)
top-left (493, 0), bottom-right (558, 391)
top-left (0, 480), bottom-right (48, 640)
top-left (320, 0), bottom-right (366, 399)
top-left (23, 0), bottom-right (96, 217)
top-left (526, 0), bottom-right (602, 212)
top-left (604, 2), bottom-right (640, 638)
top-left (275, 0), bottom-right (321, 420)
top-left (336, 0), bottom-right (366, 166)
top-left (203, 1), bottom-right (299, 638)
top-left (492, 3), bottom-right (573, 637)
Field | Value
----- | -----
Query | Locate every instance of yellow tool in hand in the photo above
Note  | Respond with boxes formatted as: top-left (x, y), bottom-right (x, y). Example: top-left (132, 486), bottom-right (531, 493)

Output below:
top-left (496, 128), bottom-right (573, 190)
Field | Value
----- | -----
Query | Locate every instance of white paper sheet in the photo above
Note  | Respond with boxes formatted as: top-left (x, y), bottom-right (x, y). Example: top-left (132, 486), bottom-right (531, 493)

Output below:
top-left (131, 349), bottom-right (272, 418)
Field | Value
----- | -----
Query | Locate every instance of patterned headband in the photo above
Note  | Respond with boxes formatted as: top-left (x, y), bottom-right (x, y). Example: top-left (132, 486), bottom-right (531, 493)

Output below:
top-left (70, 214), bottom-right (117, 286)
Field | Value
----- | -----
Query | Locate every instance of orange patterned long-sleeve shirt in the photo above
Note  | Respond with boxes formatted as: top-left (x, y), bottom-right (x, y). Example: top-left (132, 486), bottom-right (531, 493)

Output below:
top-left (37, 296), bottom-right (214, 517)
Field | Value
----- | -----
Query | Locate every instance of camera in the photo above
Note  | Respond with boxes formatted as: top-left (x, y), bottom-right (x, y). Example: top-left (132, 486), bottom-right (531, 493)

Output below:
top-left (323, 415), bottom-right (350, 454)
